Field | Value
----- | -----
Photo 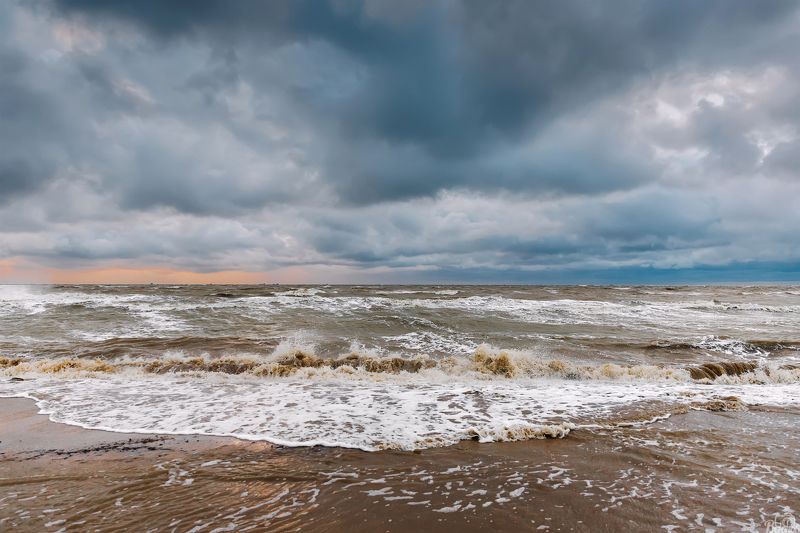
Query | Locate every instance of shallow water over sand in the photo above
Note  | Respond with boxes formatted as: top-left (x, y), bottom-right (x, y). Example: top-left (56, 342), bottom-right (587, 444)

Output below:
top-left (2, 402), bottom-right (798, 532)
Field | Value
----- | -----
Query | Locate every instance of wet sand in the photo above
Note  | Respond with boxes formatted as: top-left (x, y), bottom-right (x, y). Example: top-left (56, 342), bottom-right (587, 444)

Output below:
top-left (2, 397), bottom-right (189, 455)
top-left (2, 398), bottom-right (798, 532)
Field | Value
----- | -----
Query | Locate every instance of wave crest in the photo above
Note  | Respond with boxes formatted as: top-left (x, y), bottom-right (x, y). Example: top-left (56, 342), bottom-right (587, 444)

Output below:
top-left (5, 346), bottom-right (800, 385)
top-left (466, 422), bottom-right (576, 442)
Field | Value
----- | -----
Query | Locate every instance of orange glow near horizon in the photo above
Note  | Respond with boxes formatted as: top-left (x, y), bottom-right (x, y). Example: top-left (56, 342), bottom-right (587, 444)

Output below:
top-left (0, 258), bottom-right (314, 285)
top-left (46, 267), bottom-right (273, 285)
top-left (0, 259), bottom-right (17, 280)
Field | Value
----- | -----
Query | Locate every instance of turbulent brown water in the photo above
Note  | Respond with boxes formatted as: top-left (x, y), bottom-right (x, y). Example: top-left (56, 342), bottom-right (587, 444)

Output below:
top-left (1, 284), bottom-right (800, 530)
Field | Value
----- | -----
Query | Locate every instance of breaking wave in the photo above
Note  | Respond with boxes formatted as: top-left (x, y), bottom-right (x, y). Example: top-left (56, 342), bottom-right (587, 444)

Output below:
top-left (2, 367), bottom-right (797, 451)
top-left (465, 422), bottom-right (576, 443)
top-left (646, 336), bottom-right (800, 359)
top-left (3, 346), bottom-right (799, 385)
top-left (2, 344), bottom-right (799, 451)
top-left (2, 284), bottom-right (800, 451)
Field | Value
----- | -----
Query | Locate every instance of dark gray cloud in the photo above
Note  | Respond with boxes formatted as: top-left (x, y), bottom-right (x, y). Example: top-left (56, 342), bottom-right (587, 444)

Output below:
top-left (0, 0), bottom-right (799, 280)
top-left (43, 0), bottom-right (800, 204)
top-left (0, 49), bottom-right (64, 202)
top-left (765, 139), bottom-right (800, 178)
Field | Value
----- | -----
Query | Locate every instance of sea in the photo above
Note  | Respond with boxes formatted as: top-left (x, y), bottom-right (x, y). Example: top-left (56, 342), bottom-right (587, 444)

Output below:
top-left (1, 284), bottom-right (799, 531)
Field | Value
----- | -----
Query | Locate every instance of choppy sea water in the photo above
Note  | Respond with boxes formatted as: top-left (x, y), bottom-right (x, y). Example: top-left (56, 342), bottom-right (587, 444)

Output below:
top-left (1, 284), bottom-right (799, 450)
top-left (2, 284), bottom-right (800, 531)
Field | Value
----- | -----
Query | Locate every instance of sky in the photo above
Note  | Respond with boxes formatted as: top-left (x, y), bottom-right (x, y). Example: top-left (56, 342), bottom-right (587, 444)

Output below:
top-left (1, 0), bottom-right (799, 284)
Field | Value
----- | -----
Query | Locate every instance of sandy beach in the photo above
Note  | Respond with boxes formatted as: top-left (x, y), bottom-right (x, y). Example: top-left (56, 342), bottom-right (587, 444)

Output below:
top-left (3, 396), bottom-right (798, 532)
top-left (1, 397), bottom-right (204, 455)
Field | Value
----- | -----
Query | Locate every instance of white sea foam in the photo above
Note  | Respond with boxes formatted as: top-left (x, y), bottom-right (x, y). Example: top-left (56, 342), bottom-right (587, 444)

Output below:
top-left (383, 331), bottom-right (477, 355)
top-left (2, 373), bottom-right (798, 451)
top-left (4, 286), bottom-right (800, 343)
top-left (3, 284), bottom-right (800, 451)
top-left (0, 285), bottom-right (188, 336)
top-left (273, 287), bottom-right (325, 297)
top-left (230, 293), bottom-right (800, 331)
top-left (0, 285), bottom-right (155, 314)
top-left (692, 336), bottom-right (771, 359)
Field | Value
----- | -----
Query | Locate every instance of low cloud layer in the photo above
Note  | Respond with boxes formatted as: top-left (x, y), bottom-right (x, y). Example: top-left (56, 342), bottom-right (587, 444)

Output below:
top-left (1, 0), bottom-right (799, 282)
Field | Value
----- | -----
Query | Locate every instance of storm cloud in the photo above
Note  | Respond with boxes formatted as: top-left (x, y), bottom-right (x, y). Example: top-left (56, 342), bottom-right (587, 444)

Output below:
top-left (1, 0), bottom-right (799, 281)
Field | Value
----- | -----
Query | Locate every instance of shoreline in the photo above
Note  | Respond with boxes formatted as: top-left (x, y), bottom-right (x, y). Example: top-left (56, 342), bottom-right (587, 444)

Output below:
top-left (2, 397), bottom-right (798, 531)
top-left (0, 397), bottom-right (245, 458)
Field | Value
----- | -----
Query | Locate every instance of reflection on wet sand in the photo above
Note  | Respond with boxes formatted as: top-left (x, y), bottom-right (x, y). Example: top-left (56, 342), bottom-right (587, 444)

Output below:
top-left (2, 399), bottom-right (798, 532)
